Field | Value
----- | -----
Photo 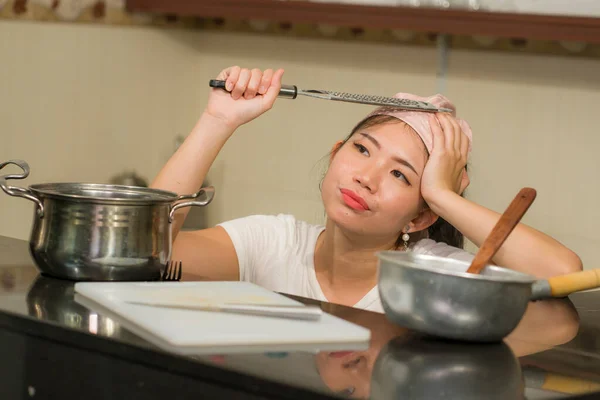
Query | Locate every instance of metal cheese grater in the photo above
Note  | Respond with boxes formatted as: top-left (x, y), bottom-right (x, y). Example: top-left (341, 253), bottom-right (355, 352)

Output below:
top-left (209, 80), bottom-right (452, 113)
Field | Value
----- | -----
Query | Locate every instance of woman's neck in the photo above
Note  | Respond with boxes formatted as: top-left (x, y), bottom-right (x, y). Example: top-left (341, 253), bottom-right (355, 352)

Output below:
top-left (313, 219), bottom-right (398, 305)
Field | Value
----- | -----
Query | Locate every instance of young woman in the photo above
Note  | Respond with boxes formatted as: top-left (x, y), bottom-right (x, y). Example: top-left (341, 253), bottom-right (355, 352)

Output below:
top-left (151, 66), bottom-right (582, 312)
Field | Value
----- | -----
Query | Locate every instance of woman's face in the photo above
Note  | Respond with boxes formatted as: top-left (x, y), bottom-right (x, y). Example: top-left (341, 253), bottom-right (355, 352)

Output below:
top-left (315, 310), bottom-right (409, 398)
top-left (321, 121), bottom-right (429, 241)
top-left (315, 350), bottom-right (374, 398)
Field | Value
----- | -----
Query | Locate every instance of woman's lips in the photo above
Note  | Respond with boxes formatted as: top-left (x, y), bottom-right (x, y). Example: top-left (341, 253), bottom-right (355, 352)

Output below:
top-left (328, 351), bottom-right (356, 359)
top-left (340, 189), bottom-right (369, 211)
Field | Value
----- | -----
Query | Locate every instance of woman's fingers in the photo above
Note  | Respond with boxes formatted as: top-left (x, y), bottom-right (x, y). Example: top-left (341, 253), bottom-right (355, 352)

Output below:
top-left (263, 69), bottom-right (285, 108)
top-left (220, 66), bottom-right (240, 92)
top-left (244, 68), bottom-right (263, 99)
top-left (448, 115), bottom-right (463, 155)
top-left (258, 69), bottom-right (274, 95)
top-left (428, 114), bottom-right (444, 154)
top-left (217, 67), bottom-right (279, 101)
top-left (436, 113), bottom-right (456, 153)
top-left (231, 68), bottom-right (251, 100)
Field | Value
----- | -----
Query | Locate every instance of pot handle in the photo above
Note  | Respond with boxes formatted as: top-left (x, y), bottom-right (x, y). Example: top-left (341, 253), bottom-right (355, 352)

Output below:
top-left (0, 159), bottom-right (44, 218)
top-left (531, 269), bottom-right (600, 300)
top-left (169, 186), bottom-right (215, 223)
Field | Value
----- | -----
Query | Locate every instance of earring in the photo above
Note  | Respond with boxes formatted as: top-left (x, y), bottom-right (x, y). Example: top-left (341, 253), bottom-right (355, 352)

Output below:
top-left (402, 227), bottom-right (410, 251)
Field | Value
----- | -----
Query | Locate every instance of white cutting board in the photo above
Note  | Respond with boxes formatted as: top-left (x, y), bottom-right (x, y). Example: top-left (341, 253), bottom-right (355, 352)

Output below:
top-left (74, 281), bottom-right (371, 355)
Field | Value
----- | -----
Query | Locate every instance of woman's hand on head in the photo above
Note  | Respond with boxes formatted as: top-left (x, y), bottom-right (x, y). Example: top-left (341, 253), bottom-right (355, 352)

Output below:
top-left (420, 113), bottom-right (470, 205)
top-left (205, 66), bottom-right (285, 129)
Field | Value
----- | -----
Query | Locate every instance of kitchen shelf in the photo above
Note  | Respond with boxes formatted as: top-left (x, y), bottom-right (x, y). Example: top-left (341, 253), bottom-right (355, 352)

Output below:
top-left (125, 0), bottom-right (600, 44)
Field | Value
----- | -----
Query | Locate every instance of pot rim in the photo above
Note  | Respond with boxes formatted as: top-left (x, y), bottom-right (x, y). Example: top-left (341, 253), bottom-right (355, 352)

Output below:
top-left (376, 251), bottom-right (537, 284)
top-left (28, 182), bottom-right (180, 205)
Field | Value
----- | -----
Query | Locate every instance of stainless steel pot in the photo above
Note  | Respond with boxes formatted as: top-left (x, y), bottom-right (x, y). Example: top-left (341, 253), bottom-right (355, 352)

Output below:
top-left (376, 251), bottom-right (599, 342)
top-left (26, 275), bottom-right (131, 339)
top-left (0, 160), bottom-right (215, 281)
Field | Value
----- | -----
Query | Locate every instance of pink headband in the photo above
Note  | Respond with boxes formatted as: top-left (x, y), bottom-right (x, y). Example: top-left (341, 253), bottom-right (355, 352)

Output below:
top-left (361, 92), bottom-right (473, 154)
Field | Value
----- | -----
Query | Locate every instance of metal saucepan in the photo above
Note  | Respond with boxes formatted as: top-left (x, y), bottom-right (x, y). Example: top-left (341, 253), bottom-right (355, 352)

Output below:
top-left (0, 160), bottom-right (215, 281)
top-left (376, 251), bottom-right (600, 342)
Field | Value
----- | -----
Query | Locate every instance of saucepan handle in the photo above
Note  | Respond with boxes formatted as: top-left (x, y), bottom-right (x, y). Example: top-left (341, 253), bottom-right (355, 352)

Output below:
top-left (0, 159), bottom-right (44, 218)
top-left (531, 269), bottom-right (600, 300)
top-left (168, 186), bottom-right (215, 223)
top-left (209, 79), bottom-right (298, 99)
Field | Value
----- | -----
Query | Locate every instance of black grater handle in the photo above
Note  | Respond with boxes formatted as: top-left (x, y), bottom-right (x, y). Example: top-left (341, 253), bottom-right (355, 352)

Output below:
top-left (209, 79), bottom-right (298, 99)
top-left (209, 79), bottom-right (227, 90)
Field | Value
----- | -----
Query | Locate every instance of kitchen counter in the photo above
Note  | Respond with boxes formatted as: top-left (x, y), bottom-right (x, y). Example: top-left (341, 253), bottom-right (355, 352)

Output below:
top-left (1, 234), bottom-right (599, 400)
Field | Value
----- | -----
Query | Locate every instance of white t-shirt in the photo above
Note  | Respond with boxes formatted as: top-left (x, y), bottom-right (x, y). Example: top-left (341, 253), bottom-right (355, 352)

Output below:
top-left (218, 214), bottom-right (475, 313)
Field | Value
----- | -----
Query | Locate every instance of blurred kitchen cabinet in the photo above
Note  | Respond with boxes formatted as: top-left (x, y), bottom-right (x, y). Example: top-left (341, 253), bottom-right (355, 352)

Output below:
top-left (125, 0), bottom-right (600, 44)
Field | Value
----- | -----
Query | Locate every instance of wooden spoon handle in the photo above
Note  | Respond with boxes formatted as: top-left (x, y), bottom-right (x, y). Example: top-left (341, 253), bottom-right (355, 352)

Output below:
top-left (466, 188), bottom-right (537, 274)
top-left (546, 269), bottom-right (600, 297)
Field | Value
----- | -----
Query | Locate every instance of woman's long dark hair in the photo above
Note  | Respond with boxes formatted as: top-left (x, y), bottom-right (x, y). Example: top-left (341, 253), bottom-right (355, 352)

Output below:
top-left (330, 114), bottom-right (466, 250)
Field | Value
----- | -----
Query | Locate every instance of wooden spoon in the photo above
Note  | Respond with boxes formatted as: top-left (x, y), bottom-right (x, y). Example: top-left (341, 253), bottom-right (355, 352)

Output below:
top-left (466, 188), bottom-right (537, 274)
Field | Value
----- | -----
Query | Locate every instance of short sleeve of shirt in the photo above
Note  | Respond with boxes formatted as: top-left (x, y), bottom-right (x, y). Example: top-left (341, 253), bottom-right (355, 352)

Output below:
top-left (216, 214), bottom-right (296, 284)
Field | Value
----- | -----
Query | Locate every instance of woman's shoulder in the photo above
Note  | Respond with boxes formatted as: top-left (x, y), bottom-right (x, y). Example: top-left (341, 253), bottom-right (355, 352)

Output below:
top-left (218, 213), bottom-right (313, 226)
top-left (411, 238), bottom-right (475, 263)
top-left (217, 213), bottom-right (323, 260)
top-left (217, 213), bottom-right (323, 236)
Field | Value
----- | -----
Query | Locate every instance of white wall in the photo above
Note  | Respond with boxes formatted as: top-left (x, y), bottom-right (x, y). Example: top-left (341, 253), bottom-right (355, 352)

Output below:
top-left (2, 21), bottom-right (599, 271)
top-left (0, 21), bottom-right (203, 239)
